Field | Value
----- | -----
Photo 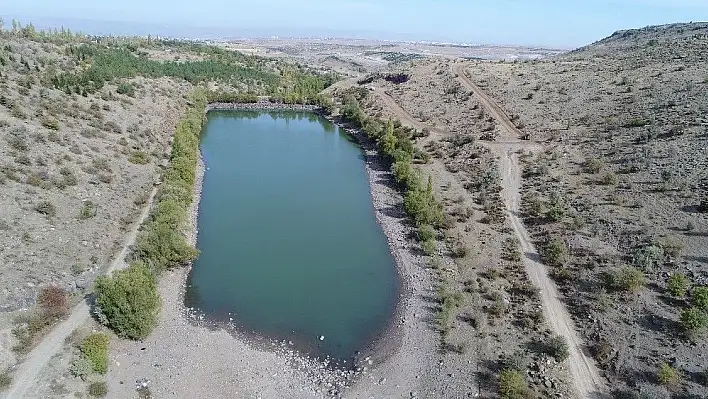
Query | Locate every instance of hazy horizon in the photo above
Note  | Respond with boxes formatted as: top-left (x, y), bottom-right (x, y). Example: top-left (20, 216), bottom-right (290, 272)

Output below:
top-left (4, 0), bottom-right (708, 48)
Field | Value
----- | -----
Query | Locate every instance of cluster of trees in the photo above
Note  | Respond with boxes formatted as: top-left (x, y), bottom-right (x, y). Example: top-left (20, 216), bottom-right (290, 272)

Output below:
top-left (339, 93), bottom-right (442, 253)
top-left (95, 91), bottom-right (206, 339)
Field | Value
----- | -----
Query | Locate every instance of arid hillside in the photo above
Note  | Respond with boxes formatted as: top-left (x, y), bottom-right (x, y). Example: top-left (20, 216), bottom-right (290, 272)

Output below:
top-left (335, 22), bottom-right (708, 398)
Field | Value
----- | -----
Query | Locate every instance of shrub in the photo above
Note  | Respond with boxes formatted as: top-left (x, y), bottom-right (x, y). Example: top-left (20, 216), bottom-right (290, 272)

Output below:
top-left (633, 245), bottom-right (664, 271)
top-left (544, 238), bottom-right (567, 266)
top-left (35, 200), bottom-right (56, 216)
top-left (417, 224), bottom-right (436, 242)
top-left (80, 333), bottom-right (109, 374)
top-left (667, 273), bottom-right (689, 298)
top-left (0, 369), bottom-right (11, 389)
top-left (499, 369), bottom-right (532, 399)
top-left (421, 239), bottom-right (436, 256)
top-left (88, 381), bottom-right (108, 397)
top-left (693, 286), bottom-right (708, 311)
top-left (79, 201), bottom-right (98, 220)
top-left (602, 172), bottom-right (618, 185)
top-left (41, 116), bottom-right (60, 131)
top-left (660, 237), bottom-right (685, 258)
top-left (70, 356), bottom-right (92, 380)
top-left (37, 286), bottom-right (69, 319)
top-left (614, 267), bottom-right (646, 292)
top-left (583, 158), bottom-right (603, 173)
top-left (95, 262), bottom-right (161, 340)
top-left (548, 335), bottom-right (570, 361)
top-left (116, 82), bottom-right (135, 97)
top-left (680, 307), bottom-right (708, 338)
top-left (657, 363), bottom-right (680, 387)
top-left (128, 151), bottom-right (150, 165)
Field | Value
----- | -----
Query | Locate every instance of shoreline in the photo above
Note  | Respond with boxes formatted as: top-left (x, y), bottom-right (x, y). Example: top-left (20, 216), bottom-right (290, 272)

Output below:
top-left (107, 105), bottom-right (438, 398)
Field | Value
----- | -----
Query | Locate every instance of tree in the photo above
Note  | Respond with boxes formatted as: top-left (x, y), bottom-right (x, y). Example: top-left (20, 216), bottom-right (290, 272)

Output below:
top-left (380, 119), bottom-right (398, 157)
top-left (95, 262), bottom-right (161, 340)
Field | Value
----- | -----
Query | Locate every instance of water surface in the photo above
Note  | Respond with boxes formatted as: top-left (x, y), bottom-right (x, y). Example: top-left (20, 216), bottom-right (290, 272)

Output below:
top-left (186, 110), bottom-right (398, 361)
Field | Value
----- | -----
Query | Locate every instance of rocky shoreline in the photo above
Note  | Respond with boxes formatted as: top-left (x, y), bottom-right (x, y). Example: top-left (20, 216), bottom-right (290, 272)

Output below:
top-left (206, 102), bottom-right (321, 112)
top-left (107, 107), bottom-right (438, 398)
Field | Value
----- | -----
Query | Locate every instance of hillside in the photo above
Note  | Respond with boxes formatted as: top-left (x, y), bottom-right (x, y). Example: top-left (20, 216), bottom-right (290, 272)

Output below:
top-left (0, 24), bottom-right (333, 396)
top-left (331, 22), bottom-right (708, 398)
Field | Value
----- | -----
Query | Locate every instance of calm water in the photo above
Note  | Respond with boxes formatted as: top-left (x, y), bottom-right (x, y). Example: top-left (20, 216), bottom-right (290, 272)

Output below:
top-left (185, 110), bottom-right (398, 361)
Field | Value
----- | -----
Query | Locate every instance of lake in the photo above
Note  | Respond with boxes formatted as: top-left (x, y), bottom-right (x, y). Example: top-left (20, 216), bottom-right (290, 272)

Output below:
top-left (185, 110), bottom-right (398, 362)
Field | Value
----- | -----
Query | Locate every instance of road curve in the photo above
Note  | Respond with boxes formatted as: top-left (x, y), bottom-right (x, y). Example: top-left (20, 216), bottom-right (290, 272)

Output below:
top-left (2, 188), bottom-right (158, 399)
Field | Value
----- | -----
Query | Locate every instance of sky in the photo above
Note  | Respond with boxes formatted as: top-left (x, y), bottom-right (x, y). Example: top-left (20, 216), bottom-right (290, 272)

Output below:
top-left (4, 0), bottom-right (708, 48)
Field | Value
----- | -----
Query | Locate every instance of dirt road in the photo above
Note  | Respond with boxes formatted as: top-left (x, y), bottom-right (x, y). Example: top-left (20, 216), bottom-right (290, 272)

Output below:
top-left (373, 67), bottom-right (606, 397)
top-left (2, 188), bottom-right (158, 399)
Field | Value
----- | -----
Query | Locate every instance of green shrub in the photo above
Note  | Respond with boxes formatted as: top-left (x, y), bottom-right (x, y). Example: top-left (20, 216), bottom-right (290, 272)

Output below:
top-left (79, 201), bottom-right (98, 220)
top-left (547, 335), bottom-right (570, 361)
top-left (667, 273), bottom-right (689, 298)
top-left (657, 363), bottom-right (680, 387)
top-left (693, 286), bottom-right (708, 311)
top-left (680, 307), bottom-right (708, 338)
top-left (88, 381), bottom-right (108, 397)
top-left (632, 245), bottom-right (664, 271)
top-left (614, 266), bottom-right (646, 292)
top-left (417, 224), bottom-right (436, 242)
top-left (80, 333), bottom-right (109, 374)
top-left (499, 369), bottom-right (532, 399)
top-left (116, 82), bottom-right (135, 97)
top-left (421, 239), bottom-right (436, 256)
top-left (544, 238), bottom-right (567, 266)
top-left (95, 262), bottom-right (161, 340)
top-left (128, 151), bottom-right (150, 165)
top-left (35, 200), bottom-right (56, 216)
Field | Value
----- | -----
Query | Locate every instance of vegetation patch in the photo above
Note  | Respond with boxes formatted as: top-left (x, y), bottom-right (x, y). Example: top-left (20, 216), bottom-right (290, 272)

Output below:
top-left (79, 333), bottom-right (109, 374)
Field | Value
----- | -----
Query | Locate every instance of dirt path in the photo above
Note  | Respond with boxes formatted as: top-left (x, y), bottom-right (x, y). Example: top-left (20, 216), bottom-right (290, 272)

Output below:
top-left (2, 188), bottom-right (158, 399)
top-left (373, 71), bottom-right (605, 397)
top-left (453, 63), bottom-right (606, 398)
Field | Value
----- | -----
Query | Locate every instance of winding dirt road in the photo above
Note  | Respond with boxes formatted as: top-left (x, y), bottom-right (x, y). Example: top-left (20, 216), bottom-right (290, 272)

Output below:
top-left (372, 65), bottom-right (606, 398)
top-left (2, 188), bottom-right (157, 399)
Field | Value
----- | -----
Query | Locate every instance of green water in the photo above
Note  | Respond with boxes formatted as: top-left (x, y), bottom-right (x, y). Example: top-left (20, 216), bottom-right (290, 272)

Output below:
top-left (185, 110), bottom-right (398, 361)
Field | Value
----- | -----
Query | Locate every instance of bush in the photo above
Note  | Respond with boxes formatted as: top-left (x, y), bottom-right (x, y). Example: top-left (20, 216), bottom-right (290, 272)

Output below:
top-left (80, 333), bottom-right (109, 374)
top-left (499, 369), bottom-right (532, 399)
top-left (667, 273), bottom-right (689, 298)
top-left (633, 245), bottom-right (664, 271)
top-left (547, 335), bottom-right (570, 361)
top-left (421, 239), bottom-right (436, 256)
top-left (602, 172), bottom-right (618, 185)
top-left (88, 381), bottom-right (108, 397)
top-left (95, 262), bottom-right (161, 340)
top-left (417, 224), bottom-right (436, 242)
top-left (79, 201), bottom-right (98, 220)
top-left (116, 82), bottom-right (135, 97)
top-left (41, 116), bottom-right (60, 131)
top-left (657, 363), bottom-right (680, 387)
top-left (37, 286), bottom-right (69, 319)
top-left (679, 307), bottom-right (708, 338)
top-left (0, 370), bottom-right (11, 389)
top-left (35, 200), bottom-right (56, 217)
top-left (583, 158), bottom-right (603, 173)
top-left (693, 286), bottom-right (708, 311)
top-left (70, 356), bottom-right (92, 380)
top-left (660, 236), bottom-right (685, 258)
top-left (128, 151), bottom-right (150, 165)
top-left (614, 267), bottom-right (646, 292)
top-left (544, 238), bottom-right (567, 266)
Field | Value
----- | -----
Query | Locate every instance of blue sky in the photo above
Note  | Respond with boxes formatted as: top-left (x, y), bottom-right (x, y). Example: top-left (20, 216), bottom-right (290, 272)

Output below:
top-left (4, 0), bottom-right (708, 47)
